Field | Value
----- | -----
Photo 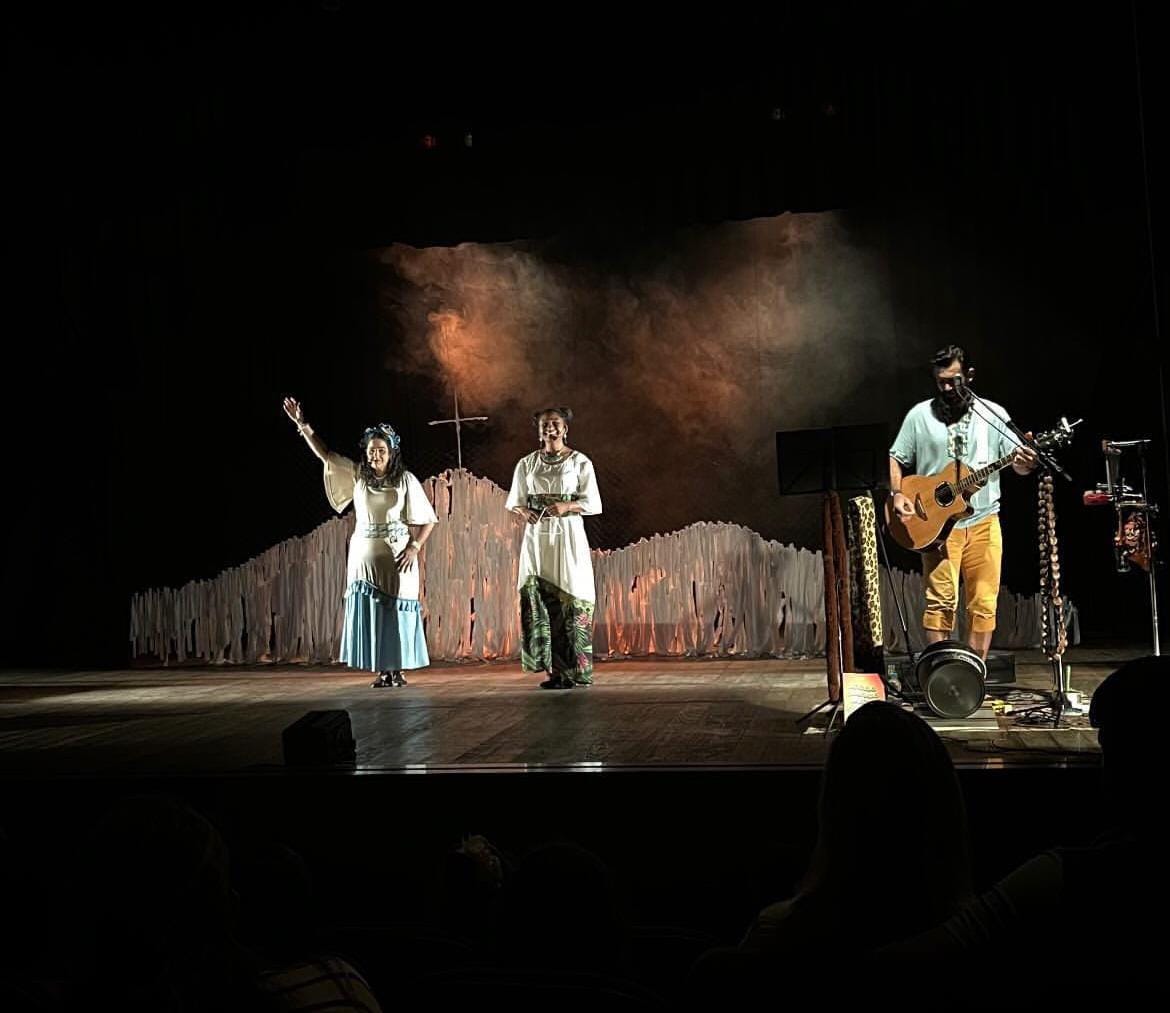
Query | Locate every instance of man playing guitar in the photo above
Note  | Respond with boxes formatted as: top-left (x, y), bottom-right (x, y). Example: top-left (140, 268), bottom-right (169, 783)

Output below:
top-left (889, 346), bottom-right (1038, 659)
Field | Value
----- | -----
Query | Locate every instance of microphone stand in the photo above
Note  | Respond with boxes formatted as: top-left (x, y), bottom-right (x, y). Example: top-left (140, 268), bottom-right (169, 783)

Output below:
top-left (953, 380), bottom-right (1079, 726)
top-left (955, 377), bottom-right (1073, 482)
top-left (1098, 439), bottom-right (1161, 656)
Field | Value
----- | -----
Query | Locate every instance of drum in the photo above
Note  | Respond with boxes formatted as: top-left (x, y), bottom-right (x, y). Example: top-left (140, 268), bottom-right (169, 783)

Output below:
top-left (906, 639), bottom-right (986, 719)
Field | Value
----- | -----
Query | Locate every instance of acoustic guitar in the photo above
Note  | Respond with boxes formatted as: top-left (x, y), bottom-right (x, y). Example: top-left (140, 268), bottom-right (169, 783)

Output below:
top-left (885, 422), bottom-right (1074, 551)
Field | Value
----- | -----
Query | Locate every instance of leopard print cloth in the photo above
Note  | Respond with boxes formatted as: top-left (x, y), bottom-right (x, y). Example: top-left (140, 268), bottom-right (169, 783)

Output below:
top-left (846, 495), bottom-right (885, 671)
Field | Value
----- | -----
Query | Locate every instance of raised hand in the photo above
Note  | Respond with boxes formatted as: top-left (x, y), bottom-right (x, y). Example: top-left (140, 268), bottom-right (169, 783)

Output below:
top-left (282, 397), bottom-right (304, 425)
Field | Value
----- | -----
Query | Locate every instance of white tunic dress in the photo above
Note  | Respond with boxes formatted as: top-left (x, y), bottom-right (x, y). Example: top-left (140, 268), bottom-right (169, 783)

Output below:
top-left (323, 453), bottom-right (439, 601)
top-left (505, 450), bottom-right (603, 603)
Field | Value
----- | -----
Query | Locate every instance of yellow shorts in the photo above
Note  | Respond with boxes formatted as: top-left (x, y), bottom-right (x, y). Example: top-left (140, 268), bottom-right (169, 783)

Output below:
top-left (922, 514), bottom-right (1002, 634)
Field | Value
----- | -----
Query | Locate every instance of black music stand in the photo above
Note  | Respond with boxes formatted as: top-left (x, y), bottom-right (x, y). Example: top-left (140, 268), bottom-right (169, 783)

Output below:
top-left (777, 423), bottom-right (890, 499)
top-left (778, 424), bottom-right (898, 730)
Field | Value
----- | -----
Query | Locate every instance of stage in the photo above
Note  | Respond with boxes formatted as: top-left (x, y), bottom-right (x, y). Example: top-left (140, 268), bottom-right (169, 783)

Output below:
top-left (0, 646), bottom-right (1130, 776)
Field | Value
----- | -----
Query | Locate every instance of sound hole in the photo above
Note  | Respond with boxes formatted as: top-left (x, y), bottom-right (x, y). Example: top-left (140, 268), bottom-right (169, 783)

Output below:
top-left (934, 483), bottom-right (955, 508)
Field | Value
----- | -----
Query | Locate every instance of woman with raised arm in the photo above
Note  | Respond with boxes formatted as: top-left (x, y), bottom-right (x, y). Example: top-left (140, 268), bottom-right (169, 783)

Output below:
top-left (284, 397), bottom-right (438, 688)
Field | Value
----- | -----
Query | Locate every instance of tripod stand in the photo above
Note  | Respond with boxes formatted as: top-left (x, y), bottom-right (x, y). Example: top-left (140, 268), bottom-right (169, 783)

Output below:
top-left (794, 490), bottom-right (851, 733)
top-left (777, 425), bottom-right (890, 733)
top-left (1005, 465), bottom-right (1079, 726)
top-left (1084, 439), bottom-right (1161, 656)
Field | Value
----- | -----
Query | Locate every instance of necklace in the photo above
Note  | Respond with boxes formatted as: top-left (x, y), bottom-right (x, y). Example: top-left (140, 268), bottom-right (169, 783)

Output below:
top-left (539, 448), bottom-right (570, 464)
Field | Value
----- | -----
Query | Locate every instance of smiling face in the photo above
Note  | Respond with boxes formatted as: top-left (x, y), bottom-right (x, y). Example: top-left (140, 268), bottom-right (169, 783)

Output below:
top-left (538, 412), bottom-right (568, 445)
top-left (365, 437), bottom-right (391, 475)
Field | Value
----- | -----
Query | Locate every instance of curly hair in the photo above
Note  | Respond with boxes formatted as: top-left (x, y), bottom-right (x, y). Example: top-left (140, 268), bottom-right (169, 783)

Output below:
top-left (930, 345), bottom-right (967, 371)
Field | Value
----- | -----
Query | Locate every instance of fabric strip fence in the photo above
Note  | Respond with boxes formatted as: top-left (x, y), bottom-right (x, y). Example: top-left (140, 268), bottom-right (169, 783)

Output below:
top-left (130, 469), bottom-right (1056, 665)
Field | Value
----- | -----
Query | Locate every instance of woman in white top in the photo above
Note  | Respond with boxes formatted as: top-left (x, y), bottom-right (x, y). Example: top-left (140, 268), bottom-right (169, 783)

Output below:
top-left (284, 397), bottom-right (438, 688)
top-left (505, 407), bottom-right (603, 689)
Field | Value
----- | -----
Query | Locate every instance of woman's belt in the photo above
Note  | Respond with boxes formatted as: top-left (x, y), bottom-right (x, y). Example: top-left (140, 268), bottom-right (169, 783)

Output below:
top-left (526, 494), bottom-right (580, 510)
top-left (362, 521), bottom-right (409, 539)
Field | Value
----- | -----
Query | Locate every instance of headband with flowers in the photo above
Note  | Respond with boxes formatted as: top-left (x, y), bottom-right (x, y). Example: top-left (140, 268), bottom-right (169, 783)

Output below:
top-left (360, 423), bottom-right (401, 451)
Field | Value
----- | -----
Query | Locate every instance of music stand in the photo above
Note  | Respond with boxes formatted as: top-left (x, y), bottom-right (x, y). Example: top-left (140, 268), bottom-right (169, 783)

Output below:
top-left (777, 423), bottom-right (890, 498)
top-left (778, 424), bottom-right (896, 730)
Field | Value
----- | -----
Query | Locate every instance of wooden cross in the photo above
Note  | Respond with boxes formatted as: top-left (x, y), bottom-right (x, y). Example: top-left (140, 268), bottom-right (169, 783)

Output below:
top-left (428, 390), bottom-right (488, 469)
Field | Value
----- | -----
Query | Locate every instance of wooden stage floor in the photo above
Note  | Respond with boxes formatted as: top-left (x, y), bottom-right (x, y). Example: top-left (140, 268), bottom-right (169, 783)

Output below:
top-left (1, 646), bottom-right (1141, 776)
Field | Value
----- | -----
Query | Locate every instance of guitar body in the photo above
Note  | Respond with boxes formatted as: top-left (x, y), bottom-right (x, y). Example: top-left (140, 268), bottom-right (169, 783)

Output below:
top-left (885, 465), bottom-right (977, 551)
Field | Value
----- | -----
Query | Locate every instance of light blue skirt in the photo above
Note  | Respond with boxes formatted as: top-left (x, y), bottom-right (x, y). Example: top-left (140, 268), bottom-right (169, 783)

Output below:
top-left (339, 580), bottom-right (430, 673)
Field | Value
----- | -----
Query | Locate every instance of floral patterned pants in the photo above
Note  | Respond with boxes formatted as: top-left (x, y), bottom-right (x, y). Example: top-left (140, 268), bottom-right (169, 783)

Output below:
top-left (519, 576), bottom-right (595, 684)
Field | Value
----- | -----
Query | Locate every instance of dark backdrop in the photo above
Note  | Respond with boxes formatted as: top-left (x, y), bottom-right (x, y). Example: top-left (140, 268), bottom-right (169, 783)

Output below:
top-left (6, 2), bottom-right (1165, 665)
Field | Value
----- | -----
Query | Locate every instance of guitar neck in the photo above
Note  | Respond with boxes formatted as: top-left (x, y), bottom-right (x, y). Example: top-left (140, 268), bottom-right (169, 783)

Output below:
top-left (954, 451), bottom-right (1016, 494)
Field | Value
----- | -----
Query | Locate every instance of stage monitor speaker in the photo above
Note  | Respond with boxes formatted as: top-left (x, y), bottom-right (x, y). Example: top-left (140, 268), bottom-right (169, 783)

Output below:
top-left (283, 709), bottom-right (356, 767)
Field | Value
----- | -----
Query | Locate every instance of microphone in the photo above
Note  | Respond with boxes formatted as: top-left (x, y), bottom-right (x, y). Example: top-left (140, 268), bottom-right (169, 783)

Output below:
top-left (949, 368), bottom-right (974, 399)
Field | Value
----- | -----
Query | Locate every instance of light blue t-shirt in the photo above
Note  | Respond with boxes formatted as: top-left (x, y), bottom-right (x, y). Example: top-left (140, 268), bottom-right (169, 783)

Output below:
top-left (889, 398), bottom-right (1020, 528)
